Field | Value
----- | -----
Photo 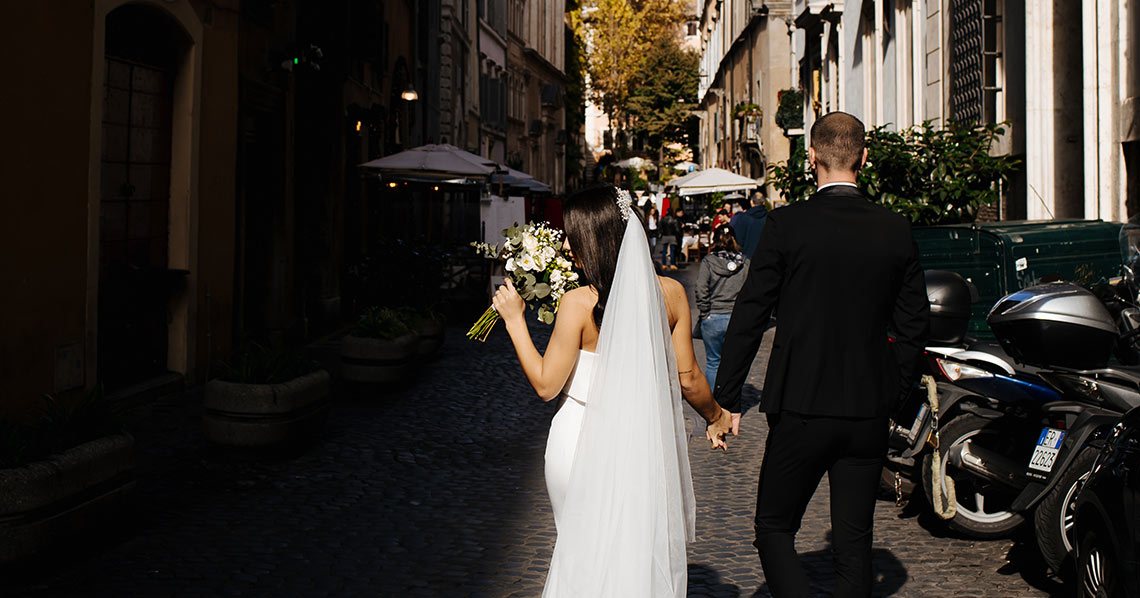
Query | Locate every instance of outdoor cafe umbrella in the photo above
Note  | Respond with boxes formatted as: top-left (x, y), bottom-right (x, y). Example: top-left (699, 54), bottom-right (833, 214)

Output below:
top-left (667, 167), bottom-right (758, 197)
top-left (359, 143), bottom-right (495, 182)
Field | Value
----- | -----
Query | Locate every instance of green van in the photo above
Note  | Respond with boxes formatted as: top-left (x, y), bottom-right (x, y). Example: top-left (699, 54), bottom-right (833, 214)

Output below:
top-left (913, 220), bottom-right (1124, 339)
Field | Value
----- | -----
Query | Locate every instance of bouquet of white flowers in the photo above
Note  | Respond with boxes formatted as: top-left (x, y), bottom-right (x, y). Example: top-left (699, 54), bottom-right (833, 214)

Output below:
top-left (467, 222), bottom-right (580, 342)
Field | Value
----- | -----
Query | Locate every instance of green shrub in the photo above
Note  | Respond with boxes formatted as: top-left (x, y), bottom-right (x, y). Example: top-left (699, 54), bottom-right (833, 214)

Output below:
top-left (0, 386), bottom-right (124, 470)
top-left (354, 307), bottom-right (414, 340)
top-left (215, 343), bottom-right (321, 385)
top-left (767, 120), bottom-right (1020, 225)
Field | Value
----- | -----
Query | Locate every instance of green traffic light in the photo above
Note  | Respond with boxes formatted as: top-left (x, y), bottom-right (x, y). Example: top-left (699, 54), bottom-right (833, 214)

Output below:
top-left (293, 57), bottom-right (300, 65)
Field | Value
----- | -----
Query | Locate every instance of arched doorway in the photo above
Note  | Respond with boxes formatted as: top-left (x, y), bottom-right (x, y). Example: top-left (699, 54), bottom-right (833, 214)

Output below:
top-left (97, 4), bottom-right (191, 389)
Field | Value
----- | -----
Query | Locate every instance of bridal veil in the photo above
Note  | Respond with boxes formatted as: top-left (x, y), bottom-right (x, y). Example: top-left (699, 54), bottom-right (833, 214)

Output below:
top-left (542, 210), bottom-right (696, 597)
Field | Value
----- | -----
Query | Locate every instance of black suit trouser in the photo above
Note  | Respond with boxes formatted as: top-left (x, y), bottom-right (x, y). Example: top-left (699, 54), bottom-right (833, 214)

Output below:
top-left (754, 412), bottom-right (888, 598)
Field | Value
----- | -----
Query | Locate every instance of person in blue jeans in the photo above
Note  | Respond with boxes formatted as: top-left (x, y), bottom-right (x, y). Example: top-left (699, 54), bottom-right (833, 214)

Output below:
top-left (694, 225), bottom-right (749, 389)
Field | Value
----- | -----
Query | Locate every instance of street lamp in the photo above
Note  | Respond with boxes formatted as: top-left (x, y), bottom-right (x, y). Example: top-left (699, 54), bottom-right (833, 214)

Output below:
top-left (401, 83), bottom-right (419, 101)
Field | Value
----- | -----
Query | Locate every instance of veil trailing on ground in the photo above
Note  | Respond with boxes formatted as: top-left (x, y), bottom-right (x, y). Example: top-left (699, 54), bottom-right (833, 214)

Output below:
top-left (543, 213), bottom-right (696, 597)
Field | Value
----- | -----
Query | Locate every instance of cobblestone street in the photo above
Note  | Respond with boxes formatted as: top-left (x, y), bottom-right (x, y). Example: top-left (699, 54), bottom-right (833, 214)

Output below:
top-left (4, 269), bottom-right (1063, 597)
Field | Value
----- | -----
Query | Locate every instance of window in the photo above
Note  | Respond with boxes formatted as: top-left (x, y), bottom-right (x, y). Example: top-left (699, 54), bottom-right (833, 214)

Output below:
top-left (687, 21), bottom-right (698, 37)
top-left (949, 0), bottom-right (1003, 124)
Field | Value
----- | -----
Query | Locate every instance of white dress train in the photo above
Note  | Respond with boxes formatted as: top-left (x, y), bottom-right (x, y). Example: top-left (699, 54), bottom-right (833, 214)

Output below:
top-left (542, 216), bottom-right (695, 597)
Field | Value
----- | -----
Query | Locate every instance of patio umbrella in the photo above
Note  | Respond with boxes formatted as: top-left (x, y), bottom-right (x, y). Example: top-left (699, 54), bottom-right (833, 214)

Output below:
top-left (615, 157), bottom-right (654, 170)
top-left (667, 168), bottom-right (701, 187)
top-left (668, 167), bottom-right (759, 197)
top-left (359, 144), bottom-right (496, 181)
top-left (672, 161), bottom-right (698, 172)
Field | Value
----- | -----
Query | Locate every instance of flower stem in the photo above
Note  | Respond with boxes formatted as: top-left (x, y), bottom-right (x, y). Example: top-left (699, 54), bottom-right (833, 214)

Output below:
top-left (466, 306), bottom-right (501, 342)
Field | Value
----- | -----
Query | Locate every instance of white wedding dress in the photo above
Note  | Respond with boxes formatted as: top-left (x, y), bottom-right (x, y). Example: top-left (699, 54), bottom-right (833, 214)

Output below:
top-left (541, 215), bottom-right (696, 597)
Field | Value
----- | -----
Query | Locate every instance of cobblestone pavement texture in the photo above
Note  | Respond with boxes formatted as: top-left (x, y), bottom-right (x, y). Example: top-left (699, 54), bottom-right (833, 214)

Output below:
top-left (5, 267), bottom-right (1063, 597)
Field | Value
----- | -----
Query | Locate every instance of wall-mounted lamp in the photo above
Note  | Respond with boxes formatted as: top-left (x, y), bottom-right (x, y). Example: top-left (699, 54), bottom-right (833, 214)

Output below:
top-left (388, 182), bottom-right (399, 188)
top-left (354, 120), bottom-right (363, 133)
top-left (401, 84), bottom-right (419, 101)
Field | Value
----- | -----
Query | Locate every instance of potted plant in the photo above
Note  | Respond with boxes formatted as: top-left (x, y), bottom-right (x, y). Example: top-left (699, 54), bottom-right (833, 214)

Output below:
top-left (734, 102), bottom-right (763, 120)
top-left (0, 387), bottom-right (135, 564)
top-left (340, 307), bottom-right (418, 384)
top-left (401, 307), bottom-right (446, 358)
top-left (203, 344), bottom-right (330, 448)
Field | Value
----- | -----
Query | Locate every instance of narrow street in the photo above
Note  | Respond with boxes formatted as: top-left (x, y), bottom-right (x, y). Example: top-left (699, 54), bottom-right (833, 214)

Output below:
top-left (5, 267), bottom-right (1059, 597)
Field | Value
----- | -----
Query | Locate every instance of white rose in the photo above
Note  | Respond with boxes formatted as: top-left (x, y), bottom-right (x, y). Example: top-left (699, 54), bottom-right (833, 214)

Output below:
top-left (518, 254), bottom-right (536, 271)
top-left (550, 269), bottom-right (564, 284)
top-left (505, 257), bottom-right (516, 273)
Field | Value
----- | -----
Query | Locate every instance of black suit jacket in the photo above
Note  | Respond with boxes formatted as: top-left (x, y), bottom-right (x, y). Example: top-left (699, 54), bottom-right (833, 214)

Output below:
top-left (713, 184), bottom-right (929, 418)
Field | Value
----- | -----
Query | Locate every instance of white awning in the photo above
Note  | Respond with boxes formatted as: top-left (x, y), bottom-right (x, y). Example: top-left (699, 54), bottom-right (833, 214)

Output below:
top-left (667, 167), bottom-right (759, 196)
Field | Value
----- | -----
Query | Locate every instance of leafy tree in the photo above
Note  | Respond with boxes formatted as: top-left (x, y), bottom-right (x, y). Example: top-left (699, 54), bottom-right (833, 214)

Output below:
top-left (580, 0), bottom-right (688, 124)
top-left (626, 39), bottom-right (699, 169)
top-left (766, 121), bottom-right (1020, 225)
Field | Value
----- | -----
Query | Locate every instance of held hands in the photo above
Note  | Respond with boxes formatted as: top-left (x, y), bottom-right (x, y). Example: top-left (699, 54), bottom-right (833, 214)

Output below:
top-left (705, 408), bottom-right (736, 451)
top-left (492, 277), bottom-right (526, 324)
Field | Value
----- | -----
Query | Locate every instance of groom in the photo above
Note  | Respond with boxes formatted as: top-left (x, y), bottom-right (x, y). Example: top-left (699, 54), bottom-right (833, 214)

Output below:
top-left (713, 112), bottom-right (929, 597)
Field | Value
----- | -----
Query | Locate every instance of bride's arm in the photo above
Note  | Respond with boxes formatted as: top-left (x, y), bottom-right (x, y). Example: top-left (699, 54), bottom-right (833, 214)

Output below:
top-left (660, 279), bottom-right (732, 433)
top-left (494, 280), bottom-right (588, 402)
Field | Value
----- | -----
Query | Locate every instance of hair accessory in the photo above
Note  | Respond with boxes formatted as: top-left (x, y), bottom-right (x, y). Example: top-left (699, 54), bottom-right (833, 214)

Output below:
top-left (615, 188), bottom-right (633, 222)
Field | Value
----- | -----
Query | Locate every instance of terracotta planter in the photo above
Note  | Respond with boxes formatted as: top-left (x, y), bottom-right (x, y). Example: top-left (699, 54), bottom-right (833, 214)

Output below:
top-left (413, 319), bottom-right (445, 358)
top-left (0, 434), bottom-right (136, 564)
top-left (202, 370), bottom-right (331, 447)
top-left (340, 333), bottom-right (417, 383)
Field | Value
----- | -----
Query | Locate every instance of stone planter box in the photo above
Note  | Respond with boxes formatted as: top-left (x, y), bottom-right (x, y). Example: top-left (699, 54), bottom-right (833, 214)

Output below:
top-left (340, 333), bottom-right (417, 384)
top-left (202, 370), bottom-right (331, 448)
top-left (414, 319), bottom-right (445, 358)
top-left (0, 434), bottom-right (136, 564)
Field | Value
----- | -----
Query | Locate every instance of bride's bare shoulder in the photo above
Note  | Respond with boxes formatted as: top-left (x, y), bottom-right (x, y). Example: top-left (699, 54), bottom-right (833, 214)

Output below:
top-left (657, 275), bottom-right (684, 297)
top-left (561, 286), bottom-right (597, 309)
top-left (657, 276), bottom-right (688, 307)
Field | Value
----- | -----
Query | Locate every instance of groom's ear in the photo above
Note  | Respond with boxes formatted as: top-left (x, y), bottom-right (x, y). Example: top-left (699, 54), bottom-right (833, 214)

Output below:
top-left (808, 146), bottom-right (817, 171)
top-left (859, 147), bottom-right (868, 170)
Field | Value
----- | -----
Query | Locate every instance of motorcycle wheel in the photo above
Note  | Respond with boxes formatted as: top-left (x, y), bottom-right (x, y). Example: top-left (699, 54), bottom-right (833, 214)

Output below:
top-left (921, 413), bottom-right (1026, 538)
top-left (1076, 525), bottom-right (1122, 598)
top-left (1034, 447), bottom-right (1097, 575)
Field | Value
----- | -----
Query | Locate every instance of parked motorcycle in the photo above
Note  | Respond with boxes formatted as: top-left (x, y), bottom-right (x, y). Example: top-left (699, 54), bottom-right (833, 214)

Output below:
top-left (987, 277), bottom-right (1140, 573)
top-left (1072, 405), bottom-right (1140, 597)
top-left (887, 271), bottom-right (1062, 538)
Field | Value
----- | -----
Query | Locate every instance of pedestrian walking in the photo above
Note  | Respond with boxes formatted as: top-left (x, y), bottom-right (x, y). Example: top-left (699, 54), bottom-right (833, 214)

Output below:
top-left (694, 225), bottom-right (748, 391)
top-left (659, 207), bottom-right (681, 270)
top-left (646, 205), bottom-right (660, 254)
top-left (729, 192), bottom-right (769, 258)
top-left (714, 111), bottom-right (929, 598)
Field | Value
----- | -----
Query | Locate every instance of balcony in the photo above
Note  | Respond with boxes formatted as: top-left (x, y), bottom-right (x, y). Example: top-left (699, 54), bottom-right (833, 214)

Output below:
top-left (741, 116), bottom-right (762, 147)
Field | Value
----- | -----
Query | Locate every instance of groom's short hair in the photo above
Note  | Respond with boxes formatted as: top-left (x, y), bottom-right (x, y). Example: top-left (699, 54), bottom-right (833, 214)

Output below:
top-left (810, 112), bottom-right (865, 173)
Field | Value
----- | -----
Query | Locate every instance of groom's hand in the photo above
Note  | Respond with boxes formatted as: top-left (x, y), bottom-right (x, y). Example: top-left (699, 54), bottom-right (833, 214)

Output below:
top-left (731, 413), bottom-right (741, 436)
top-left (706, 409), bottom-right (733, 451)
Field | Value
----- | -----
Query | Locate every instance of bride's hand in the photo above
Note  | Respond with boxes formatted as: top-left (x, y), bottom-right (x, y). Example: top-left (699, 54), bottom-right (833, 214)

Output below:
top-left (706, 408), bottom-right (733, 451)
top-left (492, 277), bottom-right (526, 324)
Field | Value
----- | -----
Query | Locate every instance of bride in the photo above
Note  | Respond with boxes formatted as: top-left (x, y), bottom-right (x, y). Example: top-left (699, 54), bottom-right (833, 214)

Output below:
top-left (491, 184), bottom-right (735, 596)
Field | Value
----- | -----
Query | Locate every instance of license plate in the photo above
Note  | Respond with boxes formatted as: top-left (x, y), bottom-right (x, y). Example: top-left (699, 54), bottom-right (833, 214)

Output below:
top-left (1028, 427), bottom-right (1066, 473)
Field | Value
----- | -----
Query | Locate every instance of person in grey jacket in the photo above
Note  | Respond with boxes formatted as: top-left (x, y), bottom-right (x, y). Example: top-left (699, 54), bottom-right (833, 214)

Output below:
top-left (695, 225), bottom-right (749, 389)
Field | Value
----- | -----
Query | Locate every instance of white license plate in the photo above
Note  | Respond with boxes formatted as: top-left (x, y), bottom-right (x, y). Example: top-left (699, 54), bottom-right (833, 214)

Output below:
top-left (1028, 427), bottom-right (1066, 473)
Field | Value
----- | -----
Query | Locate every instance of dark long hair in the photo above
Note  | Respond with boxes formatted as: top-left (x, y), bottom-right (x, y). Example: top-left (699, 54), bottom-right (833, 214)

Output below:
top-left (562, 185), bottom-right (630, 328)
top-left (710, 224), bottom-right (741, 253)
